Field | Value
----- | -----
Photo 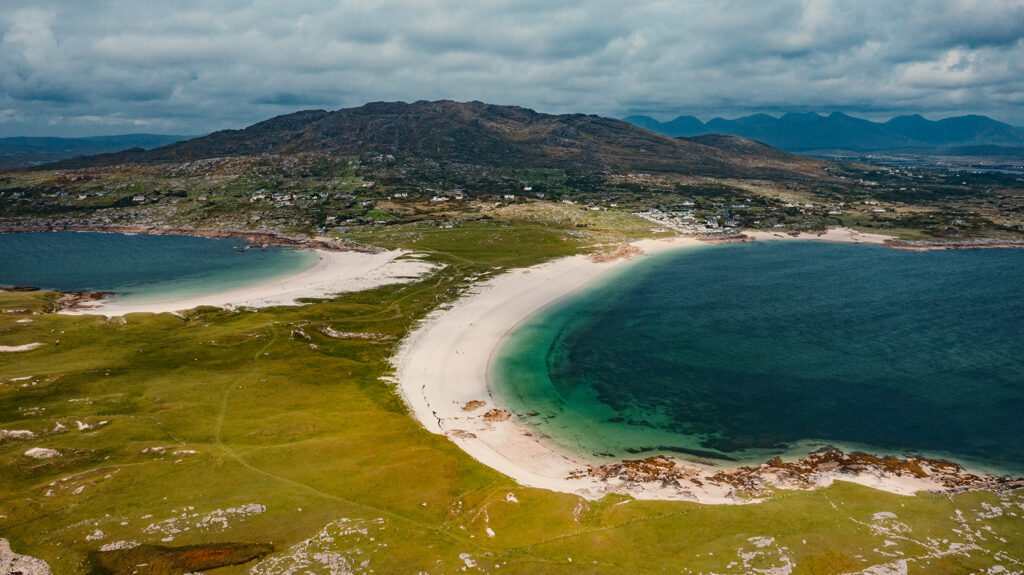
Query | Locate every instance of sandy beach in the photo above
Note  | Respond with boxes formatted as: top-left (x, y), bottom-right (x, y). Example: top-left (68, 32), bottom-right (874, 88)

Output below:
top-left (392, 229), bottom-right (1002, 504)
top-left (65, 249), bottom-right (437, 316)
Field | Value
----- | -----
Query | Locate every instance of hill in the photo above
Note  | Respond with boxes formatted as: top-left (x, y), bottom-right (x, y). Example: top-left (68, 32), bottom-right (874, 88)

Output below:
top-left (0, 134), bottom-right (193, 169)
top-left (41, 100), bottom-right (821, 180)
top-left (625, 112), bottom-right (1024, 152)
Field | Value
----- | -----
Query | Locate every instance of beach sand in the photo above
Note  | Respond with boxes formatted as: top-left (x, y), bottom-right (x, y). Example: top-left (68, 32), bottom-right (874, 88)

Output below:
top-left (392, 229), bottom-right (975, 503)
top-left (65, 249), bottom-right (437, 317)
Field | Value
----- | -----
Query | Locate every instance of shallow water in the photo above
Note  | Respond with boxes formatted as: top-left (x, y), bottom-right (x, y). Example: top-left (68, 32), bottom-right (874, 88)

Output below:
top-left (493, 241), bottom-right (1024, 474)
top-left (0, 231), bottom-right (316, 304)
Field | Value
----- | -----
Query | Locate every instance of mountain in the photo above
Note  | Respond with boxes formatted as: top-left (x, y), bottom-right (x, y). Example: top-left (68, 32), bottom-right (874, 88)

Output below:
top-left (884, 114), bottom-right (1024, 147)
top-left (624, 115), bottom-right (705, 137)
top-left (625, 112), bottom-right (1024, 152)
top-left (38, 101), bottom-right (821, 180)
top-left (0, 134), bottom-right (194, 169)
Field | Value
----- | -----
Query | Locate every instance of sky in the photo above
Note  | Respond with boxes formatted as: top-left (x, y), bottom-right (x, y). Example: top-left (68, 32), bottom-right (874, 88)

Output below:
top-left (2, 0), bottom-right (1023, 137)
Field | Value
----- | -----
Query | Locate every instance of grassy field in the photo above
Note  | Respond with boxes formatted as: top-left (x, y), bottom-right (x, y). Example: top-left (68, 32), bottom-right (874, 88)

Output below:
top-left (2, 214), bottom-right (1023, 574)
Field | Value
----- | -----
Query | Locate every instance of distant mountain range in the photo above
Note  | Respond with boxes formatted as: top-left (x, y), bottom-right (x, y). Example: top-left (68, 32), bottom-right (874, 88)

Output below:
top-left (34, 100), bottom-right (821, 181)
top-left (0, 134), bottom-right (193, 169)
top-left (623, 113), bottom-right (1024, 153)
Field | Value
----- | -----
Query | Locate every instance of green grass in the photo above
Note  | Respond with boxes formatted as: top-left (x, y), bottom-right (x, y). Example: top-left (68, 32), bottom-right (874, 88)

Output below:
top-left (2, 222), bottom-right (1023, 574)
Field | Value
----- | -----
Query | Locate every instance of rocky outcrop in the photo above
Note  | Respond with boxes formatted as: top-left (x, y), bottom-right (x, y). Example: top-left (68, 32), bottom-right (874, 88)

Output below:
top-left (481, 409), bottom-right (511, 422)
top-left (883, 238), bottom-right (1024, 251)
top-left (0, 539), bottom-right (52, 575)
top-left (587, 449), bottom-right (1024, 499)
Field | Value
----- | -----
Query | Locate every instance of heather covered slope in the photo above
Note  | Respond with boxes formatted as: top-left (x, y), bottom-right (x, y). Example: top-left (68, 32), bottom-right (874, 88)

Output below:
top-left (44, 101), bottom-right (823, 180)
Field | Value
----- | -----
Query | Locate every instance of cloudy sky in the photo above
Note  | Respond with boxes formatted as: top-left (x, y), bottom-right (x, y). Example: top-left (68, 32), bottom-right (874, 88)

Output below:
top-left (2, 0), bottom-right (1023, 137)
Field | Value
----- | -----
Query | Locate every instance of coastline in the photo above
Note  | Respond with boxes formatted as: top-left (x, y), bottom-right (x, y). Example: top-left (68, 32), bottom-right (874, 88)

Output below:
top-left (62, 249), bottom-right (438, 317)
top-left (0, 224), bottom-right (379, 253)
top-left (392, 228), bottom-right (1023, 503)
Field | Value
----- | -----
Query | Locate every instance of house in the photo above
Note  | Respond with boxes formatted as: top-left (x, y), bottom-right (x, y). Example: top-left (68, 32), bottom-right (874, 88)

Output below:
top-left (503, 194), bottom-right (516, 200)
top-left (523, 186), bottom-right (533, 192)
top-left (132, 195), bottom-right (146, 203)
top-left (430, 196), bottom-right (449, 202)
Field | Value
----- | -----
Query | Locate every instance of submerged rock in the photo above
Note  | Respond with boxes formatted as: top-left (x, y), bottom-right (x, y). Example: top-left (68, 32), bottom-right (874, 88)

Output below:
top-left (481, 408), bottom-right (511, 422)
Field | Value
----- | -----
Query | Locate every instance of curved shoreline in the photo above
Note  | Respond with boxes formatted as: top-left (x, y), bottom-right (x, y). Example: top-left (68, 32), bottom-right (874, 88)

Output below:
top-left (1, 228), bottom-right (438, 316)
top-left (59, 248), bottom-right (438, 317)
top-left (393, 229), bottom-right (1024, 503)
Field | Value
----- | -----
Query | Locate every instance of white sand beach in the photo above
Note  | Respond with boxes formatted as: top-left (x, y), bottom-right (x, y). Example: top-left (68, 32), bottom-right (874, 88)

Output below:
top-left (392, 229), bottom-right (978, 503)
top-left (66, 249), bottom-right (437, 316)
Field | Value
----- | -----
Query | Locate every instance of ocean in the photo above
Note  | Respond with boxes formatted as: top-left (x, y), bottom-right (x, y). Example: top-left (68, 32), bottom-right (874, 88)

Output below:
top-left (0, 231), bottom-right (317, 304)
top-left (492, 241), bottom-right (1024, 474)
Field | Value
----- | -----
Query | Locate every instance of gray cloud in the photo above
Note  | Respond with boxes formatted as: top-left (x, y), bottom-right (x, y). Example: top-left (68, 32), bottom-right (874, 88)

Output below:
top-left (1, 0), bottom-right (1023, 137)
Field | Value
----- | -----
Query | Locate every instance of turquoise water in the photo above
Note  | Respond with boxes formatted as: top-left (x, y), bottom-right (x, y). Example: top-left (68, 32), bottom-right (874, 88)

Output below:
top-left (493, 241), bottom-right (1024, 474)
top-left (0, 232), bottom-right (317, 304)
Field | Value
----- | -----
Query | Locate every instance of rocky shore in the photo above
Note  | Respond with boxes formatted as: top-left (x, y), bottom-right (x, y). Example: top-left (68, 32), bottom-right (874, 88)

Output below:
top-left (883, 238), bottom-right (1024, 251)
top-left (589, 449), bottom-right (1024, 500)
top-left (1, 286), bottom-right (117, 312)
top-left (0, 224), bottom-right (381, 253)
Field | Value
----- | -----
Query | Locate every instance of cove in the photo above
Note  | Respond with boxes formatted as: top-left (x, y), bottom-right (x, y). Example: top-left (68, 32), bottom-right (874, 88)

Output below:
top-left (0, 231), bottom-right (316, 304)
top-left (492, 241), bottom-right (1024, 475)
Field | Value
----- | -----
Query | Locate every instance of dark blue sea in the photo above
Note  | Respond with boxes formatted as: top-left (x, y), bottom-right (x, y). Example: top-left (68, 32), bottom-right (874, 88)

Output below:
top-left (493, 241), bottom-right (1024, 474)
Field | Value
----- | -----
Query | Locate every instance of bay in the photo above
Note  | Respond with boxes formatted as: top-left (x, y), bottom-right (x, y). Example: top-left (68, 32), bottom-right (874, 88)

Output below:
top-left (492, 241), bottom-right (1024, 474)
top-left (0, 231), bottom-right (316, 304)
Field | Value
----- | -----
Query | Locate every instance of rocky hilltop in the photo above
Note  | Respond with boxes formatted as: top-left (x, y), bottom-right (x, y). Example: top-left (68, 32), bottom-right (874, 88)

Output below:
top-left (42, 100), bottom-right (822, 181)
